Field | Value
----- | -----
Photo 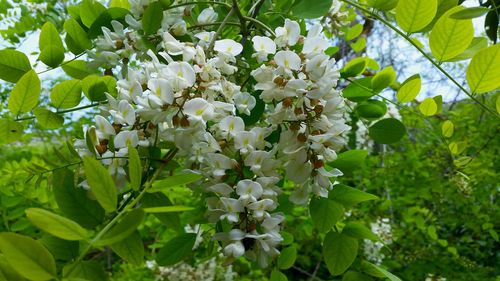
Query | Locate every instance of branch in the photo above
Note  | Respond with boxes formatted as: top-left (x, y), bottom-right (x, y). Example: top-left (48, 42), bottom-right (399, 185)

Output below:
top-left (14, 103), bottom-right (104, 122)
top-left (340, 0), bottom-right (500, 120)
top-left (207, 6), bottom-right (236, 53)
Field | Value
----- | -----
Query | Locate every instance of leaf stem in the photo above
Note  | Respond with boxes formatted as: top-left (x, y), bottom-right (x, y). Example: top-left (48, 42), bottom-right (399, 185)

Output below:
top-left (165, 1), bottom-right (232, 10)
top-left (340, 0), bottom-right (500, 119)
top-left (14, 103), bottom-right (104, 121)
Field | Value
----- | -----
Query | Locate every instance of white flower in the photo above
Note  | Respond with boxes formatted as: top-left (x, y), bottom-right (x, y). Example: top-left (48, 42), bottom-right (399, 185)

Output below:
top-left (205, 153), bottom-right (237, 177)
top-left (195, 31), bottom-right (215, 47)
top-left (303, 36), bottom-right (329, 55)
top-left (252, 36), bottom-right (276, 62)
top-left (234, 131), bottom-right (257, 153)
top-left (220, 197), bottom-right (244, 222)
top-left (110, 100), bottom-right (136, 125)
top-left (214, 39), bottom-right (243, 57)
top-left (164, 61), bottom-right (196, 91)
top-left (218, 116), bottom-right (245, 138)
top-left (197, 7), bottom-right (218, 24)
top-left (95, 115), bottom-right (115, 139)
top-left (183, 98), bottom-right (215, 121)
top-left (233, 92), bottom-right (256, 115)
top-left (224, 241), bottom-right (245, 258)
top-left (114, 130), bottom-right (139, 149)
top-left (208, 183), bottom-right (234, 196)
top-left (236, 180), bottom-right (263, 203)
top-left (274, 50), bottom-right (301, 71)
top-left (247, 199), bottom-right (276, 219)
top-left (147, 78), bottom-right (174, 105)
top-left (274, 19), bottom-right (300, 47)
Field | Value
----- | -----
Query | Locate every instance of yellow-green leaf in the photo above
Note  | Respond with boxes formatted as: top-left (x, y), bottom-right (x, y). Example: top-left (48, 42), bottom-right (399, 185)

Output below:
top-left (429, 6), bottom-right (474, 62)
top-left (496, 95), bottom-right (500, 114)
top-left (26, 208), bottom-right (89, 241)
top-left (51, 80), bottom-right (82, 109)
top-left (0, 49), bottom-right (32, 83)
top-left (0, 232), bottom-right (56, 281)
top-left (62, 60), bottom-right (95, 79)
top-left (442, 120), bottom-right (454, 138)
top-left (449, 141), bottom-right (466, 155)
top-left (64, 19), bottom-right (92, 54)
top-left (367, 0), bottom-right (399, 11)
top-left (346, 24), bottom-right (363, 41)
top-left (128, 145), bottom-right (142, 191)
top-left (39, 45), bottom-right (65, 68)
top-left (143, 206), bottom-right (194, 213)
top-left (397, 74), bottom-right (421, 102)
top-left (33, 108), bottom-right (64, 129)
top-left (7, 70), bottom-right (41, 115)
top-left (39, 22), bottom-right (63, 49)
top-left (83, 156), bottom-right (117, 212)
top-left (372, 66), bottom-right (396, 92)
top-left (419, 98), bottom-right (438, 116)
top-left (110, 231), bottom-right (143, 266)
top-left (0, 119), bottom-right (24, 143)
top-left (445, 37), bottom-right (488, 62)
top-left (396, 0), bottom-right (438, 33)
top-left (95, 209), bottom-right (144, 246)
top-left (342, 57), bottom-right (367, 78)
top-left (466, 44), bottom-right (500, 94)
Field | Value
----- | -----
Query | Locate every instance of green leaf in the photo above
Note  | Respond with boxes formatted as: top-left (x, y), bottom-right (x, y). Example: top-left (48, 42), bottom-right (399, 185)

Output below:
top-left (63, 261), bottom-right (108, 281)
top-left (323, 231), bottom-right (358, 276)
top-left (0, 232), bottom-right (56, 281)
top-left (466, 44), bottom-right (500, 94)
top-left (449, 7), bottom-right (490, 19)
top-left (372, 66), bottom-right (396, 92)
top-left (441, 120), bottom-right (454, 138)
top-left (110, 231), bottom-right (144, 265)
top-left (343, 77), bottom-right (375, 102)
top-left (397, 74), bottom-right (421, 102)
top-left (143, 206), bottom-right (194, 213)
top-left (142, 193), bottom-right (182, 231)
top-left (343, 271), bottom-right (373, 281)
top-left (329, 184), bottom-right (379, 207)
top-left (396, 0), bottom-right (438, 33)
top-left (40, 235), bottom-right (79, 261)
top-left (350, 37), bottom-right (366, 53)
top-left (51, 80), bottom-right (82, 109)
top-left (270, 269), bottom-right (288, 281)
top-left (62, 60), bottom-right (95, 79)
top-left (484, 10), bottom-right (498, 42)
top-left (277, 245), bottom-right (297, 269)
top-left (0, 119), bottom-right (24, 143)
top-left (361, 261), bottom-right (402, 281)
top-left (427, 225), bottom-right (438, 240)
top-left (355, 100), bottom-right (388, 120)
top-left (368, 118), bottom-right (407, 144)
top-left (419, 98), bottom-right (438, 116)
top-left (95, 208), bottom-right (144, 246)
top-left (111, 0), bottom-right (131, 9)
top-left (291, 0), bottom-right (331, 19)
top-left (79, 0), bottom-right (106, 28)
top-left (310, 197), bottom-right (344, 233)
top-left (128, 146), bottom-right (142, 191)
top-left (342, 222), bottom-right (379, 241)
top-left (39, 45), bottom-right (65, 68)
top-left (346, 24), bottom-right (363, 41)
top-left (64, 19), bottom-right (92, 54)
top-left (367, 0), bottom-right (399, 11)
top-left (82, 75), bottom-right (117, 101)
top-left (83, 156), bottom-right (117, 213)
top-left (53, 168), bottom-right (105, 228)
top-left (33, 108), bottom-right (64, 129)
top-left (445, 37), bottom-right (488, 62)
top-left (496, 95), bottom-right (500, 114)
top-left (342, 57), bottom-right (367, 78)
top-left (0, 253), bottom-right (26, 281)
top-left (142, 2), bottom-right (164, 35)
top-left (39, 22), bottom-right (63, 49)
top-left (156, 233), bottom-right (197, 266)
top-left (429, 6), bottom-right (473, 62)
top-left (7, 70), bottom-right (40, 115)
top-left (26, 208), bottom-right (89, 241)
top-left (149, 172), bottom-right (203, 192)
top-left (0, 49), bottom-right (31, 83)
top-left (330, 150), bottom-right (368, 175)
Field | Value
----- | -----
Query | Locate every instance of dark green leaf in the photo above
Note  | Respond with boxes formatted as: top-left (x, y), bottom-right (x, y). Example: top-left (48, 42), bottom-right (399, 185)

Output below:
top-left (368, 118), bottom-right (406, 144)
top-left (291, 0), bottom-right (331, 19)
top-left (310, 197), bottom-right (344, 233)
top-left (343, 222), bottom-right (379, 241)
top-left (277, 245), bottom-right (297, 269)
top-left (95, 208), bottom-right (144, 246)
top-left (449, 7), bottom-right (490, 19)
top-left (63, 261), bottom-right (108, 281)
top-left (355, 100), bottom-right (387, 120)
top-left (343, 77), bottom-right (375, 102)
top-left (110, 231), bottom-right (144, 265)
top-left (142, 2), bottom-right (164, 35)
top-left (330, 150), bottom-right (368, 175)
top-left (64, 19), bottom-right (92, 54)
top-left (39, 235), bottom-right (79, 261)
top-left (323, 231), bottom-right (358, 276)
top-left (156, 233), bottom-right (197, 266)
top-left (83, 156), bottom-right (117, 213)
top-left (128, 146), bottom-right (142, 191)
top-left (361, 261), bottom-right (402, 281)
top-left (142, 193), bottom-right (182, 231)
top-left (62, 60), bottom-right (95, 79)
top-left (329, 184), bottom-right (379, 207)
top-left (149, 172), bottom-right (203, 192)
top-left (79, 0), bottom-right (106, 28)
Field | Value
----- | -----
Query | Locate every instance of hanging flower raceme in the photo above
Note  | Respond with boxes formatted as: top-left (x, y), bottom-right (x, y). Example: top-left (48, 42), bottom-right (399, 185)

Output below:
top-left (78, 5), bottom-right (349, 267)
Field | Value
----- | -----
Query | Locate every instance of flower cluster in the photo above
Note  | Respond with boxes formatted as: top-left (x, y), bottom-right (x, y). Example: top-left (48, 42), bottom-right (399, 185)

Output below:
top-left (77, 2), bottom-right (349, 267)
top-left (363, 217), bottom-right (393, 265)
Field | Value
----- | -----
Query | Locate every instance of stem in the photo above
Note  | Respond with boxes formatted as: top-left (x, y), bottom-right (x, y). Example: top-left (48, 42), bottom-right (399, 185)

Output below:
top-left (14, 103), bottom-right (104, 121)
top-left (340, 0), bottom-right (500, 119)
top-left (232, 0), bottom-right (248, 37)
top-left (67, 148), bottom-right (179, 275)
top-left (207, 6), bottom-right (236, 53)
top-left (243, 16), bottom-right (276, 36)
top-left (37, 53), bottom-right (85, 75)
top-left (188, 22), bottom-right (240, 30)
top-left (165, 1), bottom-right (232, 10)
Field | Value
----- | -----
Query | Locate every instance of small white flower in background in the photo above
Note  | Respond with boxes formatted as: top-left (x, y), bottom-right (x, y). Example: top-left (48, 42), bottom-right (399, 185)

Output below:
top-left (274, 50), bottom-right (302, 71)
top-left (233, 92), bottom-right (256, 115)
top-left (197, 7), bottom-right (218, 24)
top-left (252, 36), bottom-right (276, 62)
top-left (274, 19), bottom-right (300, 47)
top-left (183, 98), bottom-right (215, 121)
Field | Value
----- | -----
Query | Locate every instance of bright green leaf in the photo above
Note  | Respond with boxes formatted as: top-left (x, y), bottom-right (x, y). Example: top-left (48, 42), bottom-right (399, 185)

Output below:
top-left (0, 119), bottom-right (24, 143)
top-left (343, 222), bottom-right (379, 241)
top-left (51, 80), bottom-right (82, 109)
top-left (350, 37), bottom-right (366, 53)
top-left (369, 118), bottom-right (407, 144)
top-left (277, 245), bottom-right (297, 269)
top-left (62, 60), bottom-right (95, 79)
top-left (0, 253), bottom-right (26, 281)
top-left (367, 0), bottom-right (399, 11)
top-left (39, 22), bottom-right (63, 49)
top-left (396, 0), bottom-right (438, 33)
top-left (0, 232), bottom-right (56, 281)
top-left (149, 172), bottom-right (203, 192)
top-left (128, 145), bottom-right (142, 191)
top-left (270, 269), bottom-right (288, 281)
top-left (310, 197), bottom-right (344, 233)
top-left (346, 24), bottom-right (363, 41)
top-left (355, 99), bottom-right (388, 120)
top-left (362, 261), bottom-right (402, 281)
top-left (430, 6), bottom-right (473, 62)
top-left (397, 74), bottom-right (421, 102)
top-left (330, 150), bottom-right (368, 175)
top-left (0, 49), bottom-right (31, 83)
top-left (25, 208), bottom-right (89, 241)
top-left (8, 70), bottom-right (40, 115)
top-left (450, 7), bottom-right (490, 19)
top-left (466, 44), bottom-right (500, 94)
top-left (79, 0), bottom-right (106, 28)
top-left (323, 231), bottom-right (358, 276)
top-left (142, 2), bottom-right (164, 35)
top-left (143, 206), bottom-right (194, 213)
top-left (419, 98), bottom-right (438, 116)
top-left (83, 156), bottom-right (117, 212)
top-left (342, 57), bottom-right (367, 78)
top-left (64, 19), bottom-right (92, 54)
top-left (442, 120), bottom-right (454, 138)
top-left (156, 233), bottom-right (197, 266)
top-left (39, 45), bottom-right (65, 68)
top-left (33, 108), bottom-right (64, 129)
top-left (372, 66), bottom-right (396, 92)
top-left (343, 77), bottom-right (375, 102)
top-left (446, 37), bottom-right (488, 62)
